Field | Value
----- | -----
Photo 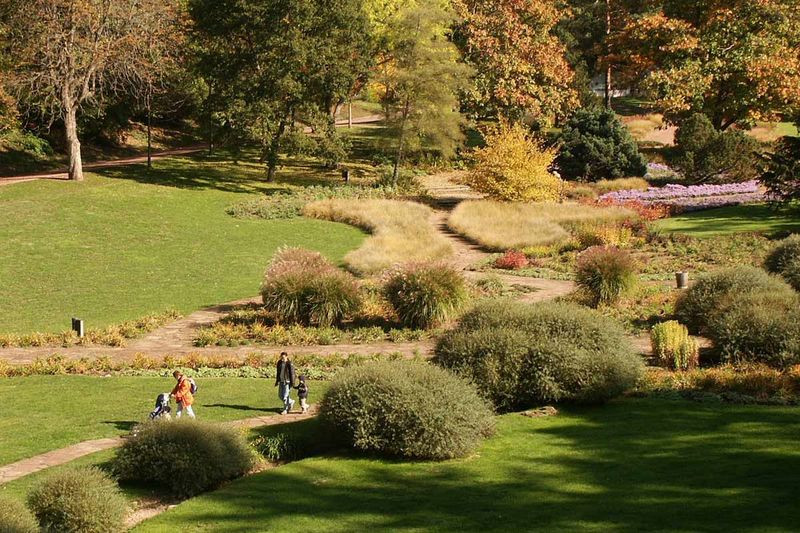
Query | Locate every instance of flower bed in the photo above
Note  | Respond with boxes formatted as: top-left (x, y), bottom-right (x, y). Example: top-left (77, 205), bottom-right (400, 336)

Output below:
top-left (599, 180), bottom-right (765, 212)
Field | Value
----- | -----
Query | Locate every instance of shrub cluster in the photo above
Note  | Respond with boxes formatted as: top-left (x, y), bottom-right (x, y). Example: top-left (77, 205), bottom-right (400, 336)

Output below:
top-left (675, 267), bottom-right (800, 367)
top-left (27, 467), bottom-right (128, 533)
top-left (556, 108), bottom-right (647, 181)
top-left (383, 263), bottom-right (468, 328)
top-left (0, 495), bottom-right (38, 533)
top-left (435, 300), bottom-right (644, 410)
top-left (765, 234), bottom-right (800, 291)
top-left (651, 321), bottom-right (699, 370)
top-left (575, 246), bottom-right (638, 306)
top-left (260, 247), bottom-right (360, 327)
top-left (251, 418), bottom-right (334, 462)
top-left (760, 135), bottom-right (800, 205)
top-left (464, 121), bottom-right (563, 202)
top-left (113, 419), bottom-right (255, 498)
top-left (320, 360), bottom-right (494, 460)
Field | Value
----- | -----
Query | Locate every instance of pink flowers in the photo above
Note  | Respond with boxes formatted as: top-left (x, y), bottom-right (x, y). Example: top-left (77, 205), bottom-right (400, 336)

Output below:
top-left (599, 181), bottom-right (765, 211)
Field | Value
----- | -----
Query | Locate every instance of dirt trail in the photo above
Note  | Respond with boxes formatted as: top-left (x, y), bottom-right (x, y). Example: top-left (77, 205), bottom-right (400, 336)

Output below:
top-left (0, 408), bottom-right (317, 486)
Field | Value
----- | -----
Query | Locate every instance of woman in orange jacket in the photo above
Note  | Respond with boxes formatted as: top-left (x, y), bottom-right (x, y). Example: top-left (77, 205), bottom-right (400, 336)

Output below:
top-left (171, 370), bottom-right (195, 418)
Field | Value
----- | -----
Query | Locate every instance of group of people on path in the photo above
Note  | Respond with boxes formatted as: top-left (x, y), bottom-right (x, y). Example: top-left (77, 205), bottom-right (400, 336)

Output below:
top-left (166, 352), bottom-right (308, 419)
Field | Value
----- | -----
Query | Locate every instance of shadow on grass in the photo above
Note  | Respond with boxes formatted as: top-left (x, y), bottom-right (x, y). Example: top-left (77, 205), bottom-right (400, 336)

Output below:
top-left (660, 204), bottom-right (800, 237)
top-left (102, 420), bottom-right (138, 432)
top-left (153, 399), bottom-right (800, 532)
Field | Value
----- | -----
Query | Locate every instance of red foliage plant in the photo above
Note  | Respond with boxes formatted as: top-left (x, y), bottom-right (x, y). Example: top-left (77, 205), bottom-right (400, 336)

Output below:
top-left (494, 250), bottom-right (529, 270)
top-left (590, 198), bottom-right (672, 221)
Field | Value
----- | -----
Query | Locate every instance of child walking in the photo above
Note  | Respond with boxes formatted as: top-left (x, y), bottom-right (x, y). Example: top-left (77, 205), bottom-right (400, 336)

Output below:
top-left (296, 375), bottom-right (309, 414)
top-left (170, 370), bottom-right (196, 419)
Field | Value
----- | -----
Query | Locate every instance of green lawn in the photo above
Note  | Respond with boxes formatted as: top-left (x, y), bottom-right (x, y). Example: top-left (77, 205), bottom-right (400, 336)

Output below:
top-left (655, 204), bottom-right (800, 237)
top-left (136, 398), bottom-right (800, 532)
top-left (0, 375), bottom-right (328, 466)
top-left (0, 154), bottom-right (364, 333)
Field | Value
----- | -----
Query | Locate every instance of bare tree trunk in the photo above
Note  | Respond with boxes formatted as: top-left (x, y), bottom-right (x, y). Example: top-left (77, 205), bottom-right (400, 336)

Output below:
top-left (348, 100), bottom-right (353, 128)
top-left (64, 104), bottom-right (84, 182)
top-left (266, 117), bottom-right (288, 182)
top-left (146, 94), bottom-right (152, 170)
top-left (392, 99), bottom-right (411, 187)
top-left (604, 0), bottom-right (613, 109)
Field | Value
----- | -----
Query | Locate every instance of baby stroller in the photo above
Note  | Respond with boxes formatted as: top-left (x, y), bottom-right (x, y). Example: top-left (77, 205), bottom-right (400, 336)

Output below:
top-left (149, 393), bottom-right (172, 420)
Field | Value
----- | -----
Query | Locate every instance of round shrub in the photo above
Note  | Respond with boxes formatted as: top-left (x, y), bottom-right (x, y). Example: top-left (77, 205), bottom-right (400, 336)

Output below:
top-left (706, 291), bottom-right (800, 368)
top-left (320, 360), bottom-right (494, 460)
top-left (556, 108), bottom-right (647, 181)
top-left (435, 300), bottom-right (644, 411)
top-left (494, 250), bottom-right (528, 270)
top-left (674, 266), bottom-right (794, 333)
top-left (575, 245), bottom-right (638, 306)
top-left (112, 419), bottom-right (255, 498)
top-left (383, 263), bottom-right (468, 328)
top-left (765, 234), bottom-right (800, 291)
top-left (260, 247), bottom-right (361, 326)
top-left (27, 466), bottom-right (128, 533)
top-left (0, 495), bottom-right (38, 533)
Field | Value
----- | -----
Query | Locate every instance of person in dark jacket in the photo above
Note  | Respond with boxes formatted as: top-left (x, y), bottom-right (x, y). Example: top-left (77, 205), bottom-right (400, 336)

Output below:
top-left (275, 351), bottom-right (295, 414)
top-left (295, 375), bottom-right (309, 414)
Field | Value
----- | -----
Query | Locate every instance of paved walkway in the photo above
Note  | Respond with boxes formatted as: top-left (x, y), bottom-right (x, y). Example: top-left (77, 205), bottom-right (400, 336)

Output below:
top-left (0, 408), bottom-right (317, 485)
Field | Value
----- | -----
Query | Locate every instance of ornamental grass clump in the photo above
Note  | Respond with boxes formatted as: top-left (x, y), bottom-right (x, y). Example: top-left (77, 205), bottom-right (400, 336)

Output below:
top-left (575, 246), bottom-right (638, 306)
top-left (435, 300), bottom-right (644, 411)
top-left (260, 247), bottom-right (361, 326)
top-left (112, 419), bottom-right (255, 498)
top-left (27, 467), bottom-right (128, 533)
top-left (320, 360), bottom-right (494, 460)
top-left (765, 234), bottom-right (800, 291)
top-left (651, 321), bottom-right (700, 370)
top-left (0, 495), bottom-right (38, 533)
top-left (383, 263), bottom-right (468, 328)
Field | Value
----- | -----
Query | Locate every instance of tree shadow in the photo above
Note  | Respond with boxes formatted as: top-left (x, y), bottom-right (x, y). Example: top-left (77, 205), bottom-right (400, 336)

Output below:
top-left (151, 399), bottom-right (800, 532)
top-left (103, 420), bottom-right (138, 432)
top-left (203, 403), bottom-right (271, 412)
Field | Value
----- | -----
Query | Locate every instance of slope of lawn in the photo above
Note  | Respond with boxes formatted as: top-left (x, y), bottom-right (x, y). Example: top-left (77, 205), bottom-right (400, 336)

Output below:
top-left (655, 204), bottom-right (800, 237)
top-left (0, 375), bottom-right (328, 466)
top-left (0, 154), bottom-right (364, 333)
top-left (137, 398), bottom-right (800, 532)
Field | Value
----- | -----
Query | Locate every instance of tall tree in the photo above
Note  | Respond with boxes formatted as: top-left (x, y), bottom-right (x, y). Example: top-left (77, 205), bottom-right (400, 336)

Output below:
top-left (453, 0), bottom-right (578, 123)
top-left (375, 3), bottom-right (472, 182)
top-left (0, 23), bottom-right (17, 132)
top-left (609, 0), bottom-right (800, 128)
top-left (191, 0), bottom-right (372, 181)
top-left (4, 0), bottom-right (184, 181)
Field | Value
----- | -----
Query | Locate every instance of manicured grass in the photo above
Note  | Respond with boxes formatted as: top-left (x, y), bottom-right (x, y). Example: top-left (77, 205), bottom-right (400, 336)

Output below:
top-left (0, 375), bottom-right (328, 466)
top-left (655, 204), bottom-right (800, 237)
top-left (135, 397), bottom-right (800, 532)
top-left (0, 154), bottom-right (364, 333)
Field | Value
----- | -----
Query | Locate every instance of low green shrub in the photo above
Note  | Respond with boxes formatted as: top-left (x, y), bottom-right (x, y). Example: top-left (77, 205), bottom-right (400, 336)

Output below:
top-left (260, 247), bottom-right (361, 327)
top-left (0, 495), bottom-right (38, 533)
top-left (674, 266), bottom-right (793, 333)
top-left (251, 418), bottom-right (336, 462)
top-left (706, 291), bottom-right (800, 368)
top-left (320, 360), bottom-right (494, 460)
top-left (435, 300), bottom-right (644, 410)
top-left (113, 419), bottom-right (255, 498)
top-left (27, 467), bottom-right (128, 533)
top-left (765, 234), bottom-right (800, 291)
top-left (383, 263), bottom-right (468, 328)
top-left (575, 246), bottom-right (638, 306)
top-left (651, 321), bottom-right (699, 370)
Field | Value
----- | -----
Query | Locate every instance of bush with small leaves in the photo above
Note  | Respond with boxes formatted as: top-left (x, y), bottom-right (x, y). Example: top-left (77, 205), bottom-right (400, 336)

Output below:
top-left (383, 263), bottom-right (468, 328)
top-left (575, 246), bottom-right (638, 306)
top-left (113, 419), bottom-right (255, 498)
top-left (260, 247), bottom-right (361, 326)
top-left (674, 266), bottom-right (794, 333)
top-left (320, 360), bottom-right (494, 460)
top-left (0, 495), bottom-right (38, 533)
top-left (765, 234), bottom-right (800, 291)
top-left (435, 300), bottom-right (644, 411)
top-left (27, 467), bottom-right (128, 533)
top-left (651, 321), bottom-right (700, 370)
top-left (494, 250), bottom-right (528, 270)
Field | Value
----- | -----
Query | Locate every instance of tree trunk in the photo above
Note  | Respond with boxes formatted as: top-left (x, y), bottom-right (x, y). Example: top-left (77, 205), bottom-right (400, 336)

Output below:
top-left (146, 97), bottom-right (152, 170)
top-left (392, 100), bottom-right (410, 187)
top-left (348, 101), bottom-right (353, 129)
top-left (65, 104), bottom-right (84, 181)
top-left (604, 0), bottom-right (613, 109)
top-left (266, 117), bottom-right (288, 182)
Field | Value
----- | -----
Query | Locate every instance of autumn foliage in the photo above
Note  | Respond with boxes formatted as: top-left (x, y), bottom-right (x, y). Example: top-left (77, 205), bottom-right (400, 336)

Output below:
top-left (465, 122), bottom-right (563, 202)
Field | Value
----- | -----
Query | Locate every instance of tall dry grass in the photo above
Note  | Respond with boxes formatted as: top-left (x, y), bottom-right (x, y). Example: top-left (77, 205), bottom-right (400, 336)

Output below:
top-left (448, 200), bottom-right (636, 251)
top-left (304, 199), bottom-right (453, 275)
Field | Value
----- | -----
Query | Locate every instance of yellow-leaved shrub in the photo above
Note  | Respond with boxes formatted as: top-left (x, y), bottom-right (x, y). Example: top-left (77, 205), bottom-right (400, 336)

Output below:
top-left (465, 122), bottom-right (563, 202)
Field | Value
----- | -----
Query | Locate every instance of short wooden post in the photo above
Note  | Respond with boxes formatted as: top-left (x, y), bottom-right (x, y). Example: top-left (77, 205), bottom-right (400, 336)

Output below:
top-left (71, 318), bottom-right (85, 337)
top-left (675, 272), bottom-right (688, 289)
top-left (342, 169), bottom-right (350, 183)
